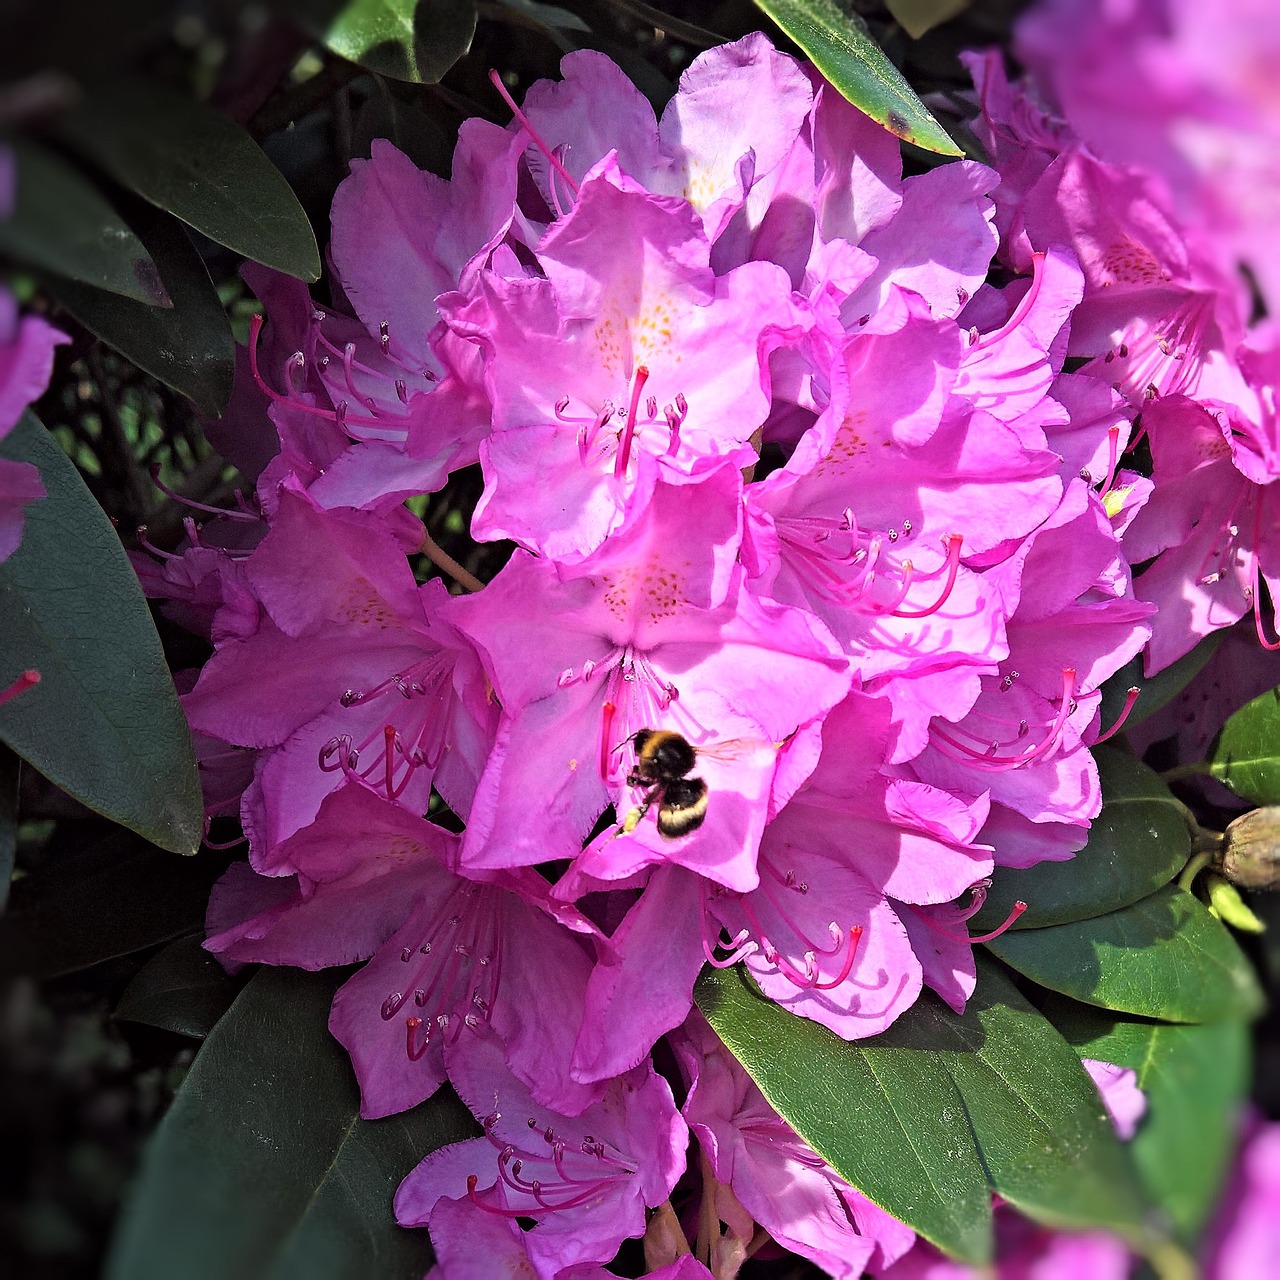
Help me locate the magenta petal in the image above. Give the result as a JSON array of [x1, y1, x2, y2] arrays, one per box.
[[571, 866, 707, 1083]]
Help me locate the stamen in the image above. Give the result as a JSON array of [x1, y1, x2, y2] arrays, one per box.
[[1097, 426, 1121, 497], [613, 365, 650, 480], [924, 899, 1027, 944], [892, 534, 964, 619], [487, 69, 580, 199], [931, 669, 1079, 770], [0, 669, 39, 708], [147, 465, 257, 521], [599, 701, 618, 782], [1094, 687, 1140, 742]]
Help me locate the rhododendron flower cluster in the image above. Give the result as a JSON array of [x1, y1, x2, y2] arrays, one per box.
[[136, 18, 1280, 1276]]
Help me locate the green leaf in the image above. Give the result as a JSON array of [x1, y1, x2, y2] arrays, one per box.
[[0, 828, 228, 979], [106, 966, 478, 1280], [0, 137, 168, 305], [970, 746, 1190, 933], [59, 79, 320, 281], [114, 934, 243, 1039], [0, 744, 17, 913], [51, 203, 235, 416], [928, 958, 1150, 1240], [296, 0, 478, 84], [750, 0, 960, 155], [1208, 684, 1280, 804], [697, 965, 993, 1265], [1048, 998, 1251, 1244], [986, 884, 1265, 1023], [1098, 629, 1224, 732], [0, 413, 203, 853]]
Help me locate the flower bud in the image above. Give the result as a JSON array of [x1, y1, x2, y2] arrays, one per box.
[[1221, 807, 1280, 890]]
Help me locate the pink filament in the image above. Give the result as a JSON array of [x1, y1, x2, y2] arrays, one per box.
[[1094, 687, 1140, 743], [613, 365, 650, 480], [487, 69, 580, 200], [893, 535, 964, 618], [0, 669, 39, 708]]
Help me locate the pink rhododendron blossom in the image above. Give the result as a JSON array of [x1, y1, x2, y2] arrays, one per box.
[[1124, 326, 1280, 670], [185, 488, 496, 863], [129, 24, 1255, 1273], [1017, 0, 1280, 312], [395, 1035, 686, 1278], [444, 162, 802, 563], [205, 783, 600, 1119], [674, 1012, 915, 1278]]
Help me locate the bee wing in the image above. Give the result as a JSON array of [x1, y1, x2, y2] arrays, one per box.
[[692, 736, 773, 763]]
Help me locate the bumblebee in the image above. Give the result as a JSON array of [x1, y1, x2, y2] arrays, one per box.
[[621, 728, 709, 839]]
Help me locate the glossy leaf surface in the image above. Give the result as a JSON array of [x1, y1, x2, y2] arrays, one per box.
[[1049, 998, 1251, 1244], [1209, 684, 1280, 805], [697, 964, 992, 1264], [106, 966, 477, 1280], [0, 414, 203, 853], [60, 79, 320, 281], [0, 137, 167, 305], [751, 0, 961, 154], [970, 747, 1190, 933], [297, 0, 478, 84], [52, 203, 235, 416], [986, 884, 1264, 1023], [114, 934, 243, 1039]]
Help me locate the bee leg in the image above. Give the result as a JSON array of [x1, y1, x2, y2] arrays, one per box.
[[620, 785, 659, 835]]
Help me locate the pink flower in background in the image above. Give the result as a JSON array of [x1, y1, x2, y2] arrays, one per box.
[[1016, 0, 1280, 312], [0, 279, 67, 564]]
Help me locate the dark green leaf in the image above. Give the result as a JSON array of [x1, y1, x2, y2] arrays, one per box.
[[0, 827, 228, 979], [970, 746, 1190, 933], [921, 958, 1150, 1240], [1048, 998, 1251, 1244], [0, 137, 167, 305], [1208, 684, 1280, 804], [114, 934, 243, 1039], [0, 744, 17, 913], [0, 414, 203, 853], [106, 966, 478, 1280], [697, 964, 993, 1265], [497, 0, 591, 35], [986, 884, 1264, 1023], [750, 0, 961, 155], [51, 204, 235, 416], [1098, 629, 1224, 732], [599, 0, 725, 47], [59, 79, 320, 281], [296, 0, 478, 85]]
